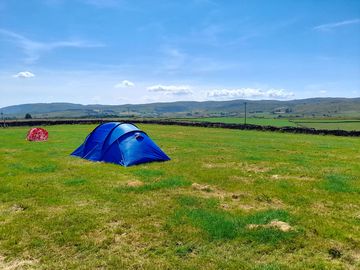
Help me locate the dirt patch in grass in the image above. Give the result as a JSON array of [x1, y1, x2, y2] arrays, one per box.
[[126, 180, 144, 187], [202, 162, 270, 173], [202, 162, 233, 169], [191, 183, 213, 192], [84, 220, 130, 245], [191, 183, 235, 199], [228, 199, 284, 213], [255, 193, 284, 207], [0, 255, 37, 270], [10, 204, 27, 212], [310, 202, 333, 216], [190, 183, 283, 212], [349, 250, 360, 264], [245, 163, 270, 173], [270, 174, 316, 181], [247, 220, 293, 232], [117, 176, 191, 193]]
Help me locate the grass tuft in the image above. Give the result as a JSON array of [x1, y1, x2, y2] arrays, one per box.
[[28, 164, 57, 173], [187, 208, 239, 240], [64, 178, 88, 186], [252, 264, 282, 270], [131, 169, 165, 180], [117, 176, 191, 193], [321, 174, 359, 193], [244, 209, 291, 225], [175, 244, 195, 257], [172, 196, 296, 243]]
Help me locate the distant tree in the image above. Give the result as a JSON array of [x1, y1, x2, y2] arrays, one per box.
[[25, 113, 32, 119]]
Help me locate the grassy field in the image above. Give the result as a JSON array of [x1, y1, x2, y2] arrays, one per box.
[[187, 117, 360, 131], [0, 124, 359, 269], [294, 120, 360, 131], [185, 117, 297, 127]]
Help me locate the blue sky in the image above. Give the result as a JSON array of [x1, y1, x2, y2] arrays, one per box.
[[0, 0, 359, 107]]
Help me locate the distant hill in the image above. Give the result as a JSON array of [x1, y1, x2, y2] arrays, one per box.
[[1, 98, 359, 119]]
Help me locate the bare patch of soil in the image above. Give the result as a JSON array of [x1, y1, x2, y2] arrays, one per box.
[[203, 162, 270, 174], [271, 174, 316, 181], [85, 220, 129, 245], [247, 219, 293, 232], [10, 204, 26, 212], [245, 163, 270, 173], [191, 183, 212, 192], [126, 180, 144, 187], [0, 255, 37, 270], [191, 183, 230, 199]]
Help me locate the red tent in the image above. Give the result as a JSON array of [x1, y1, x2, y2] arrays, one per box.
[[26, 128, 48, 141]]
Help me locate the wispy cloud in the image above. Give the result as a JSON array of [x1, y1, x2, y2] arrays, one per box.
[[114, 80, 135, 88], [158, 46, 238, 75], [206, 88, 294, 100], [162, 48, 187, 71], [147, 84, 193, 96], [313, 19, 360, 31], [13, 71, 35, 78], [0, 28, 104, 63]]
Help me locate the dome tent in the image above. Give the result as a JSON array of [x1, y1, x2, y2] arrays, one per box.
[[26, 127, 48, 141], [71, 122, 170, 166]]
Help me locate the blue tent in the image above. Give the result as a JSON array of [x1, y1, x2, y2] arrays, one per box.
[[71, 122, 170, 166]]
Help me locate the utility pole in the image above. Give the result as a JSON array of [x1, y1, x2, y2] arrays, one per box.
[[244, 102, 247, 125], [1, 112, 4, 128]]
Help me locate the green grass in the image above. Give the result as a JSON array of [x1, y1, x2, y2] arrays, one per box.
[[321, 174, 359, 193], [187, 117, 297, 127], [117, 176, 191, 193], [294, 120, 360, 131], [173, 196, 297, 242], [0, 124, 359, 269], [184, 117, 360, 131]]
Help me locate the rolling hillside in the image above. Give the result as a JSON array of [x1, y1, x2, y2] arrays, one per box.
[[1, 98, 359, 118]]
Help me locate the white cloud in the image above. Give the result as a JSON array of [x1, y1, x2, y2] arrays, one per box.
[[319, 90, 327, 94], [313, 19, 360, 31], [114, 80, 135, 88], [147, 84, 193, 95], [0, 28, 104, 63], [13, 71, 35, 78], [206, 88, 294, 100]]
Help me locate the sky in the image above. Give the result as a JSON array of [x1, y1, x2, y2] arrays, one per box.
[[0, 0, 359, 108]]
